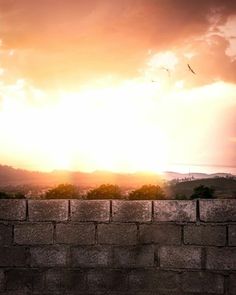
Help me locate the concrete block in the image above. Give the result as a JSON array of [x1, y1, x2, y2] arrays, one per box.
[[113, 245, 154, 267], [56, 223, 95, 245], [45, 269, 86, 292], [0, 247, 27, 267], [129, 270, 180, 291], [0, 270, 4, 291], [0, 224, 12, 246], [229, 225, 236, 246], [159, 246, 201, 269], [206, 247, 236, 270], [30, 246, 68, 267], [71, 246, 112, 267], [14, 223, 53, 245], [182, 271, 224, 294], [87, 270, 128, 291], [98, 223, 137, 245], [184, 225, 226, 246], [229, 274, 236, 295], [71, 200, 109, 222], [112, 201, 151, 222], [0, 200, 26, 221], [200, 199, 236, 222], [154, 200, 196, 222], [139, 224, 181, 245], [29, 200, 68, 221], [5, 269, 44, 291]]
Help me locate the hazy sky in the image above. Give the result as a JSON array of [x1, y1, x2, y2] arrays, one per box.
[[0, 0, 236, 173]]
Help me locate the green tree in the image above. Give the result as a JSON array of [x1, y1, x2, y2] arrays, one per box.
[[45, 184, 81, 199], [128, 184, 165, 200], [86, 184, 122, 199], [190, 185, 215, 199], [175, 193, 188, 200], [13, 192, 25, 199], [0, 191, 9, 199]]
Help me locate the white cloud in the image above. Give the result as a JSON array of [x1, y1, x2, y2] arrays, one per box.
[[218, 15, 236, 60], [147, 51, 179, 71]]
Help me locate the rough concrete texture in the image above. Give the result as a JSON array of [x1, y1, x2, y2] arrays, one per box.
[[153, 200, 196, 222], [0, 199, 235, 295], [199, 199, 236, 222]]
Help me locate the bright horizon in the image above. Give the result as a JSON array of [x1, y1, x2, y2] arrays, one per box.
[[0, 0, 236, 174]]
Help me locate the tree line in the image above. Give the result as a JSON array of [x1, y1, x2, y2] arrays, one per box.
[[0, 183, 215, 200], [43, 183, 215, 200]]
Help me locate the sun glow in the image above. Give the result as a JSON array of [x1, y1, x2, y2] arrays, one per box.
[[0, 64, 235, 174]]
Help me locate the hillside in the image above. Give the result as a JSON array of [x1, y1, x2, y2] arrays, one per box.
[[0, 165, 163, 187], [167, 177, 236, 198]]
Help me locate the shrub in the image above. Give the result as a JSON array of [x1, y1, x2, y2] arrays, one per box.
[[44, 184, 81, 199], [128, 184, 165, 200], [190, 185, 215, 199], [86, 184, 122, 199]]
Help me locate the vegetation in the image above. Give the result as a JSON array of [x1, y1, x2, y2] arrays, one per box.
[[86, 184, 122, 199], [44, 184, 81, 199], [175, 193, 188, 200], [190, 185, 215, 199], [168, 177, 236, 199], [0, 191, 25, 199], [128, 184, 165, 200]]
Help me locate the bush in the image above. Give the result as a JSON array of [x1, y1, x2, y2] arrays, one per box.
[[44, 184, 81, 199], [86, 184, 122, 199], [0, 191, 25, 199], [190, 185, 215, 199], [128, 184, 165, 200], [175, 193, 188, 200]]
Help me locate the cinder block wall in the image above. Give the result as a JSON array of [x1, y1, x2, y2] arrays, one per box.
[[0, 199, 236, 295]]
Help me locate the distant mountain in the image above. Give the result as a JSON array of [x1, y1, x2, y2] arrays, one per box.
[[0, 165, 162, 187], [0, 164, 234, 188], [162, 171, 233, 180]]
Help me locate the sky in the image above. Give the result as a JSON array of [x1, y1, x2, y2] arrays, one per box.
[[0, 0, 236, 174]]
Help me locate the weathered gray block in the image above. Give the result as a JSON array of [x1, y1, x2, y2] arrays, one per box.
[[200, 199, 236, 222], [206, 247, 236, 270], [45, 269, 86, 292], [0, 270, 4, 291], [229, 274, 236, 295], [56, 223, 95, 245], [229, 225, 236, 246], [113, 245, 154, 267], [184, 225, 226, 246], [0, 224, 12, 246], [29, 200, 68, 221], [71, 246, 112, 267], [129, 270, 180, 291], [14, 223, 53, 245], [71, 200, 110, 222], [98, 223, 137, 245], [153, 200, 196, 222], [182, 271, 224, 294], [112, 201, 151, 222], [30, 246, 68, 267], [0, 292, 32, 295], [0, 247, 27, 267], [5, 269, 44, 292], [0, 200, 26, 221], [159, 246, 202, 269], [87, 270, 128, 291], [139, 224, 181, 245]]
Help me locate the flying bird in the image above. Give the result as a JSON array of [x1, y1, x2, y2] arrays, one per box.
[[187, 64, 196, 75], [161, 67, 171, 77]]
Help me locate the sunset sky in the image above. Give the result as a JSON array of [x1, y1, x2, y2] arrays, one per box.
[[0, 0, 236, 174]]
